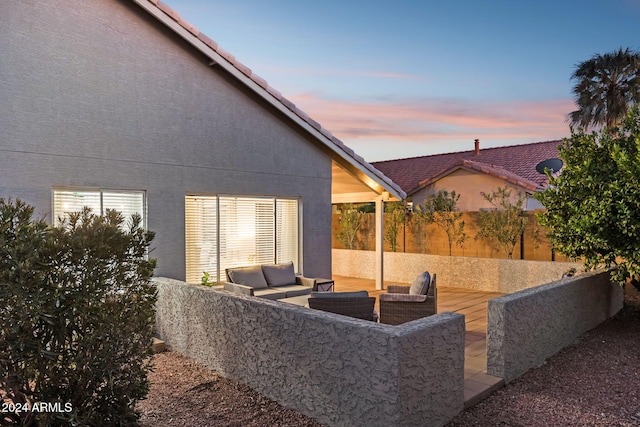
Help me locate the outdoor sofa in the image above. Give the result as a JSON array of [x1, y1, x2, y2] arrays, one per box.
[[379, 271, 437, 325], [223, 262, 316, 300]]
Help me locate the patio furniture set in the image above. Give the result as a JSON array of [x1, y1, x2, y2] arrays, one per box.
[[223, 262, 437, 325]]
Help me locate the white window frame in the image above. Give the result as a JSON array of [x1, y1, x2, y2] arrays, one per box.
[[52, 187, 146, 229], [185, 194, 301, 285]]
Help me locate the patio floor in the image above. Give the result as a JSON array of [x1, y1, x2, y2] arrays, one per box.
[[333, 275, 505, 408]]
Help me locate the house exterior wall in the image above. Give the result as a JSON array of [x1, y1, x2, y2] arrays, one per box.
[[0, 0, 332, 279], [411, 169, 537, 211]]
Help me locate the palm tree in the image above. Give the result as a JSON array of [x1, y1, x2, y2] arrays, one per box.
[[568, 48, 640, 129]]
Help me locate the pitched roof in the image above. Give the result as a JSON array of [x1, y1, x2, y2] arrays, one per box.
[[372, 140, 563, 195], [129, 0, 405, 200]]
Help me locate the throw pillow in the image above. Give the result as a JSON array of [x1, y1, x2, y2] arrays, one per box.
[[261, 262, 296, 287], [409, 271, 430, 295], [228, 265, 268, 289]]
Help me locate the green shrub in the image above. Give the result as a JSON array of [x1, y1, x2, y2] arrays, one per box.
[[0, 199, 157, 426]]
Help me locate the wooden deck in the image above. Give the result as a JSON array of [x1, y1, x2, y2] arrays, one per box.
[[333, 275, 505, 408]]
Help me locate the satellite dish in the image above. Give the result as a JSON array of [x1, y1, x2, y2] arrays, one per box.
[[535, 158, 563, 175]]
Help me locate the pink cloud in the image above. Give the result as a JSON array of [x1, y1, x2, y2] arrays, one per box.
[[288, 94, 574, 145]]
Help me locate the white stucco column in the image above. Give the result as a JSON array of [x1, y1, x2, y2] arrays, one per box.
[[375, 194, 388, 290]]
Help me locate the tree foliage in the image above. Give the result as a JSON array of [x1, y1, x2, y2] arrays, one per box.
[[416, 190, 466, 256], [569, 48, 640, 129], [536, 107, 640, 285], [336, 203, 367, 250], [0, 199, 157, 426], [476, 187, 528, 259], [384, 201, 409, 252]]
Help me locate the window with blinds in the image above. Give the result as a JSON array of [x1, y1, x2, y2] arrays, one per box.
[[185, 195, 300, 284], [52, 188, 145, 228]]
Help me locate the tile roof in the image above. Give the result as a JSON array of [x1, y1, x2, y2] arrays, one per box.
[[131, 0, 405, 200], [372, 140, 564, 195]]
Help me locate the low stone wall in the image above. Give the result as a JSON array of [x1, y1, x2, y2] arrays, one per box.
[[153, 277, 466, 427], [486, 270, 624, 383], [332, 249, 582, 293]]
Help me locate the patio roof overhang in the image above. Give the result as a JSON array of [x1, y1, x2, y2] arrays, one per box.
[[331, 161, 402, 204]]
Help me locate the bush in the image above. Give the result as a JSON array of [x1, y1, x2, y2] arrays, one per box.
[[0, 199, 157, 426], [536, 107, 640, 285]]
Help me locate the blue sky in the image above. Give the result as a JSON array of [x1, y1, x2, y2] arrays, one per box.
[[173, 0, 640, 161]]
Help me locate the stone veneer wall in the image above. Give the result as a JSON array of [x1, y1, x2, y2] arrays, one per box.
[[153, 277, 465, 427], [486, 270, 624, 383], [332, 249, 582, 293]]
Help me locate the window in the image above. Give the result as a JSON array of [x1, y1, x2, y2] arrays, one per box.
[[185, 195, 300, 284], [53, 188, 146, 228]]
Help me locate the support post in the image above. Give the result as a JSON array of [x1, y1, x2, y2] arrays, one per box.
[[375, 194, 387, 290]]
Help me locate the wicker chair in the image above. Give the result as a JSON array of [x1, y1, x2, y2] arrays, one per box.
[[307, 291, 378, 321], [379, 273, 437, 325]]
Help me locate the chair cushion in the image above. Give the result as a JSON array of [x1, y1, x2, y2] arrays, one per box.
[[379, 293, 427, 303], [227, 265, 268, 289], [409, 272, 431, 296], [262, 262, 296, 287], [309, 291, 369, 299]]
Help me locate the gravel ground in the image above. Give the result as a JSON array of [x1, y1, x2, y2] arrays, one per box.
[[138, 286, 640, 427]]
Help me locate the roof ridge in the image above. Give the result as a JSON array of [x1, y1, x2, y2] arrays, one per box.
[[373, 139, 564, 164]]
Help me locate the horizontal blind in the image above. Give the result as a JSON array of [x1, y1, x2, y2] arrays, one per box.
[[185, 195, 300, 284], [53, 189, 145, 231], [103, 191, 145, 228], [185, 196, 217, 284], [52, 189, 101, 225], [219, 197, 275, 270], [276, 199, 299, 267]]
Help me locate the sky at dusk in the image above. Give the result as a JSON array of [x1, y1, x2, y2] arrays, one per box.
[[173, 0, 640, 162]]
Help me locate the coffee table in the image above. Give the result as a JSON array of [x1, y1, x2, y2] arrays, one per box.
[[277, 294, 310, 307]]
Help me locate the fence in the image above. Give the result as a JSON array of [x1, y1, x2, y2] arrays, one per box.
[[332, 249, 582, 293], [487, 270, 624, 382]]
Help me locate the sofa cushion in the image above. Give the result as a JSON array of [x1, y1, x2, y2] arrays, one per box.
[[309, 291, 369, 299], [227, 265, 268, 289], [262, 262, 296, 287], [409, 272, 431, 296], [269, 285, 313, 298], [253, 287, 289, 300]]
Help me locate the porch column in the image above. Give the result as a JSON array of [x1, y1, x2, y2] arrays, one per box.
[[375, 194, 387, 290]]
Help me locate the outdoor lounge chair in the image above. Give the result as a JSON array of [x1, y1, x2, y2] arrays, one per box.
[[379, 272, 437, 325], [307, 291, 378, 321]]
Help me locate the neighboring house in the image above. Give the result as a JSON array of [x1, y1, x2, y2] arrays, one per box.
[[0, 0, 404, 284], [373, 139, 563, 211]]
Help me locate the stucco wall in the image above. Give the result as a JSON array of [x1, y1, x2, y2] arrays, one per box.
[[486, 270, 624, 383], [411, 169, 539, 212], [0, 0, 332, 280], [153, 277, 465, 427], [332, 249, 582, 293]]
